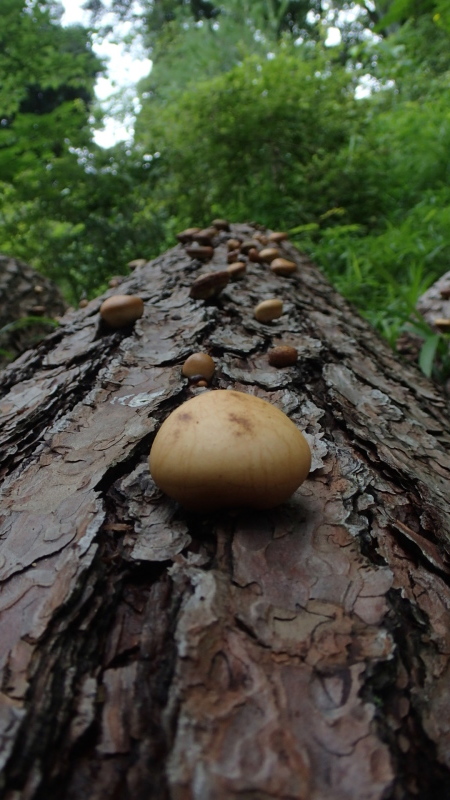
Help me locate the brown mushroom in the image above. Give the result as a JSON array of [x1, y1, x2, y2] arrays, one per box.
[[226, 262, 247, 280], [227, 250, 246, 264], [248, 248, 263, 263], [182, 352, 216, 381], [434, 318, 450, 332], [268, 345, 298, 367], [127, 258, 147, 270], [189, 271, 230, 300], [192, 227, 218, 246], [185, 245, 214, 261], [259, 247, 280, 263], [177, 227, 201, 243], [211, 218, 230, 231], [254, 299, 284, 322], [270, 258, 297, 276], [109, 276, 124, 288], [240, 239, 261, 255], [268, 231, 288, 243], [100, 295, 144, 328], [149, 390, 311, 511]]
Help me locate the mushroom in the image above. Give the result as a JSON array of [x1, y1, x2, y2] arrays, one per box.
[[240, 239, 261, 255], [248, 248, 263, 263], [268, 345, 298, 367], [211, 218, 230, 231], [259, 247, 280, 263], [185, 245, 214, 261], [108, 276, 124, 288], [182, 353, 215, 381], [227, 250, 245, 264], [226, 262, 247, 280], [270, 258, 297, 276], [149, 390, 311, 511], [127, 258, 147, 270], [100, 295, 144, 328], [434, 318, 450, 332], [192, 227, 217, 246], [254, 299, 284, 322], [189, 271, 230, 300], [79, 298, 88, 308], [227, 238, 242, 251], [177, 227, 201, 243], [268, 231, 288, 243]]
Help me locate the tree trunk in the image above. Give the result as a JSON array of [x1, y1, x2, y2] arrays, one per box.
[[0, 254, 67, 367], [1, 224, 450, 800]]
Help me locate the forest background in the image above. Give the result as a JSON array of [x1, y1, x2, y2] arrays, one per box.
[[1, 0, 450, 378]]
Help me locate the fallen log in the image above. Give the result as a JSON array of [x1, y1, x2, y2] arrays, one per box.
[[1, 223, 450, 799]]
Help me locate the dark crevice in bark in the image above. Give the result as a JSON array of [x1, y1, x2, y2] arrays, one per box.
[[362, 589, 450, 800], [1, 529, 178, 800], [389, 525, 450, 588]]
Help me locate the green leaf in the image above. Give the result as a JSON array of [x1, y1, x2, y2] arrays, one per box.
[[419, 334, 440, 378]]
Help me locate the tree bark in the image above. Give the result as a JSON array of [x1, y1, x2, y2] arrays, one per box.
[[0, 223, 450, 800], [0, 254, 67, 366]]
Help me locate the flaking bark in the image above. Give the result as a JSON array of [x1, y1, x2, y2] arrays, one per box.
[[0, 224, 450, 800], [0, 255, 67, 366]]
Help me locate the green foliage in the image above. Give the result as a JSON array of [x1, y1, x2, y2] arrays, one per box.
[[136, 48, 364, 229]]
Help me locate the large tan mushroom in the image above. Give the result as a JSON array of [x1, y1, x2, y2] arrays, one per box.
[[100, 295, 144, 328], [149, 390, 311, 511]]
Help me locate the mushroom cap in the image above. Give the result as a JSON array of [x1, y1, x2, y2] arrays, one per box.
[[226, 262, 247, 280], [254, 299, 283, 322], [259, 247, 280, 262], [268, 345, 298, 367], [182, 352, 215, 380], [100, 295, 144, 328], [270, 258, 297, 276], [149, 390, 311, 511]]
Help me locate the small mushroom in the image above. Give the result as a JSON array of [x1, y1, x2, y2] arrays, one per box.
[[226, 262, 246, 280], [79, 298, 89, 308], [227, 250, 246, 264], [259, 247, 280, 263], [33, 285, 43, 294], [149, 389, 311, 511], [253, 233, 269, 245], [270, 258, 297, 276], [185, 245, 214, 261], [254, 299, 284, 322], [240, 239, 261, 255], [182, 352, 216, 382], [268, 345, 298, 367], [227, 238, 242, 251], [248, 248, 263, 263], [434, 318, 450, 332], [100, 295, 144, 328], [29, 305, 46, 316], [127, 258, 147, 270], [177, 227, 201, 243], [109, 276, 124, 288], [268, 231, 288, 243], [189, 271, 230, 300], [211, 218, 230, 231], [192, 227, 217, 246]]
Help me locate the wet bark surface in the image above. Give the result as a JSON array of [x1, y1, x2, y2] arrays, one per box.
[[1, 224, 450, 800]]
